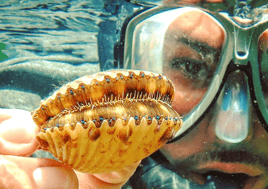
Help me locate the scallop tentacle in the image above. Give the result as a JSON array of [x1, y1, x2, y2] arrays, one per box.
[[32, 70, 174, 127]]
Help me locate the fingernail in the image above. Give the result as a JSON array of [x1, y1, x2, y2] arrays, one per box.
[[33, 167, 78, 189]]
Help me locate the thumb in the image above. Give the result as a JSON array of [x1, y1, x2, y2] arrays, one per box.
[[75, 161, 141, 189], [0, 109, 40, 156], [0, 155, 78, 189], [93, 161, 141, 184]]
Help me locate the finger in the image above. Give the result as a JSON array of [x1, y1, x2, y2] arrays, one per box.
[[0, 138, 40, 156], [0, 113, 12, 124], [0, 109, 40, 156], [0, 109, 39, 143], [0, 155, 78, 189], [75, 161, 140, 189], [93, 160, 141, 184]]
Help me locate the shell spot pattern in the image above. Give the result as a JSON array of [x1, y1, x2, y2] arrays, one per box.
[[32, 69, 183, 174]]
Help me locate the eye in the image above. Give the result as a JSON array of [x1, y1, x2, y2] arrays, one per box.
[[171, 58, 209, 79], [185, 60, 202, 75]]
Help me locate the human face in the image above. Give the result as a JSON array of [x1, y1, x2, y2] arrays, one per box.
[[160, 6, 268, 189]]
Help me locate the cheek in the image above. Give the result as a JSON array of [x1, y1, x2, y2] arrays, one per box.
[[165, 68, 207, 115], [160, 119, 210, 160], [172, 83, 207, 116], [251, 120, 268, 142]]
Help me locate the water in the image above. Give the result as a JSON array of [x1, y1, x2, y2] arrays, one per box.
[[0, 0, 104, 110], [0, 0, 162, 110]]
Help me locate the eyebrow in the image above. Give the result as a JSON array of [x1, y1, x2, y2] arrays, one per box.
[[177, 36, 220, 57]]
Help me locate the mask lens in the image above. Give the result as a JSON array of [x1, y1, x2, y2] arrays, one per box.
[[130, 8, 226, 117], [162, 10, 225, 116]]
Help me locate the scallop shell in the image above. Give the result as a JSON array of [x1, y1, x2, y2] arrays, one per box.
[[32, 70, 182, 174]]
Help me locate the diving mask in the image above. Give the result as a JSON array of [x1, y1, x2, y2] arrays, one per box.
[[118, 3, 268, 142]]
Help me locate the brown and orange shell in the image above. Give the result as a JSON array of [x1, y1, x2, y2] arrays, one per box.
[[32, 70, 182, 174]]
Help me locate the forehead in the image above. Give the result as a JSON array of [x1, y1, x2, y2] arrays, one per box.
[[165, 10, 225, 49]]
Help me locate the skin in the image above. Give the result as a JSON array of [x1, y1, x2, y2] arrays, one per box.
[[160, 1, 268, 188]]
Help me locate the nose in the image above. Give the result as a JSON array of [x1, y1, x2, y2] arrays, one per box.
[[212, 70, 252, 143]]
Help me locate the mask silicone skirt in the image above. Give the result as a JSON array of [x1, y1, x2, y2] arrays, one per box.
[[31, 69, 182, 174]]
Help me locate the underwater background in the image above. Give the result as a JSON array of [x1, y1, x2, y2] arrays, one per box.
[[0, 0, 160, 111]]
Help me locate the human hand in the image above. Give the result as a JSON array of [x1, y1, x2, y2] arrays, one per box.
[[0, 109, 140, 189]]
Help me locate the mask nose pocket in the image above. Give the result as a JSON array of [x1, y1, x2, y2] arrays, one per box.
[[213, 70, 251, 143]]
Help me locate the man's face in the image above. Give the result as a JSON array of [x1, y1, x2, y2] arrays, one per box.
[[159, 6, 268, 189]]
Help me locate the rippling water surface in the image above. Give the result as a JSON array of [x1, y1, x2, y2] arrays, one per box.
[[0, 0, 160, 111]]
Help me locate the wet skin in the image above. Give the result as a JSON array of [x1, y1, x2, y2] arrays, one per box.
[[160, 9, 268, 188]]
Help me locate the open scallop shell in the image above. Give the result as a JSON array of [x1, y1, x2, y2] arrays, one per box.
[[32, 70, 182, 174]]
